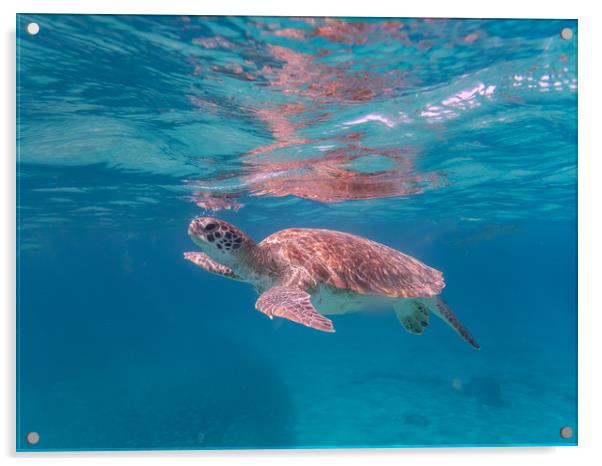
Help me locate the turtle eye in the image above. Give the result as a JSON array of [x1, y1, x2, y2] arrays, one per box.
[[205, 223, 218, 232]]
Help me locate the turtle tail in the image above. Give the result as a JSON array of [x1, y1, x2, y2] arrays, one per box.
[[430, 297, 480, 350]]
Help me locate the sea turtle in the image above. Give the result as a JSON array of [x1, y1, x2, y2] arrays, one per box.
[[184, 216, 479, 349]]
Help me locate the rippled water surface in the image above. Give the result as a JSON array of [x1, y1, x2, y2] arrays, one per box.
[[17, 15, 577, 450]]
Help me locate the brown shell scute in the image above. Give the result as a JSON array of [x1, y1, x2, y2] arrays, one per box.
[[259, 229, 445, 298]]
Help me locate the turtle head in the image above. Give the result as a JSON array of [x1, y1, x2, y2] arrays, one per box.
[[188, 216, 254, 264]]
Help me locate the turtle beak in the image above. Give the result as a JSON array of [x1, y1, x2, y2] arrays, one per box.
[[188, 218, 205, 239]]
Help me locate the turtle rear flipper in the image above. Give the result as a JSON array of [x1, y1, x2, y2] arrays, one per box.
[[428, 297, 480, 350], [394, 299, 430, 335]]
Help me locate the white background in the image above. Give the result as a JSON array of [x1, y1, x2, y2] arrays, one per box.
[[2, 1, 600, 465]]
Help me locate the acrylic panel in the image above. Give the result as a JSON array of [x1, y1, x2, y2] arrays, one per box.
[[16, 15, 577, 451]]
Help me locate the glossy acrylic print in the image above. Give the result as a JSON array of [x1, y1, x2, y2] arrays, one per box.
[[16, 15, 577, 451]]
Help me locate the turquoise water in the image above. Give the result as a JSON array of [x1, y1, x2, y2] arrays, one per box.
[[17, 15, 577, 450]]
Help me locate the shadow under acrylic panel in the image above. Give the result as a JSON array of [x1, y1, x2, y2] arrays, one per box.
[[16, 14, 577, 451]]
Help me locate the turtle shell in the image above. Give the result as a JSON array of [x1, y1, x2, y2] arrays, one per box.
[[259, 228, 444, 298]]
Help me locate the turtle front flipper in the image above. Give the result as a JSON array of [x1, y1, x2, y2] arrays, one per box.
[[183, 251, 242, 281], [256, 286, 335, 333]]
